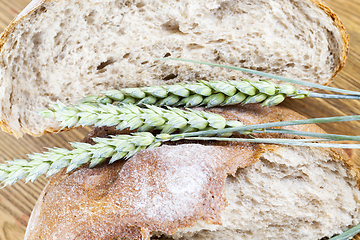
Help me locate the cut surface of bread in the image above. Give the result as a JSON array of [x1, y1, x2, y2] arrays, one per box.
[[24, 105, 360, 240], [0, 0, 349, 137]]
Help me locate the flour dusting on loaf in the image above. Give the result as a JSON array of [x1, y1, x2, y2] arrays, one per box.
[[112, 144, 227, 224], [24, 105, 360, 240]]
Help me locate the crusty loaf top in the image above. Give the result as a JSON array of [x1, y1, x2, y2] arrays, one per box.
[[0, 0, 349, 137], [24, 105, 360, 240]]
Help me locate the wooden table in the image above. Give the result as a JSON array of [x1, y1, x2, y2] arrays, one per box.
[[0, 0, 359, 239]]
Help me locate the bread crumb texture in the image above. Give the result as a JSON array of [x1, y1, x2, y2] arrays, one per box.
[[24, 143, 360, 240], [0, 0, 346, 137], [24, 106, 360, 240]]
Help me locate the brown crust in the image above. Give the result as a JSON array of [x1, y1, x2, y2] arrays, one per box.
[[0, 0, 351, 137], [0, 0, 45, 49], [309, 0, 350, 83], [24, 105, 360, 240]]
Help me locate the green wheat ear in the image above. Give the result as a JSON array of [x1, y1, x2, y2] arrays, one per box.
[[80, 77, 360, 110], [4, 113, 360, 187], [6, 101, 360, 187], [0, 132, 162, 187], [79, 79, 305, 108], [162, 58, 360, 96], [40, 102, 245, 136]]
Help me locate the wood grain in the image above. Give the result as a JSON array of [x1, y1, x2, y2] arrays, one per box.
[[0, 0, 359, 239], [283, 0, 360, 166]]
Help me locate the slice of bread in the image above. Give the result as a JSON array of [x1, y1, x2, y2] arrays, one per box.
[[0, 0, 349, 137], [23, 105, 360, 240]]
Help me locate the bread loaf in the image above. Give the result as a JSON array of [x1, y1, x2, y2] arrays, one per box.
[[24, 105, 360, 240], [0, 0, 349, 137]]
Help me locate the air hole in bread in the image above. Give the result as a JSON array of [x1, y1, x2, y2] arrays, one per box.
[[208, 39, 226, 44], [187, 43, 205, 50], [255, 67, 267, 72], [11, 40, 18, 50], [163, 52, 171, 58], [136, 1, 146, 8], [32, 32, 44, 45], [162, 20, 181, 33], [285, 63, 295, 68], [150, 234, 172, 240], [85, 10, 98, 25], [38, 6, 47, 14], [43, 93, 57, 103], [64, 8, 72, 15], [96, 59, 116, 73], [54, 31, 63, 46], [125, 0, 134, 7], [163, 73, 178, 81]]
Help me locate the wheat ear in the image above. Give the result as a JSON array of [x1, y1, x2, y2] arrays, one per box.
[[40, 102, 244, 135], [80, 79, 305, 108], [163, 58, 360, 97], [7, 107, 360, 187], [0, 132, 161, 187], [41, 101, 360, 139], [3, 123, 360, 187]]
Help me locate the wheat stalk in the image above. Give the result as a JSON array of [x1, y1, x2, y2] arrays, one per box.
[[40, 102, 244, 135], [328, 223, 360, 240], [0, 134, 319, 187], [0, 132, 161, 187], [80, 79, 305, 108], [183, 137, 360, 149], [163, 58, 360, 97], [5, 107, 360, 187], [2, 125, 360, 187], [171, 114, 360, 139], [41, 101, 360, 140]]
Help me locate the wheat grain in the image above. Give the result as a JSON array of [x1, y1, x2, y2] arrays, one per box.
[[80, 79, 304, 108], [0, 132, 161, 187], [40, 103, 239, 135]]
